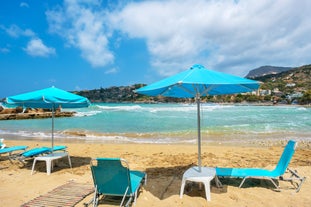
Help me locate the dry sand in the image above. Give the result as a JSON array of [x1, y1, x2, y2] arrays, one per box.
[[0, 140, 310, 207]]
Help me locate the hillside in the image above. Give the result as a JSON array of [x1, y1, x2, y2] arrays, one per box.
[[76, 64, 311, 104], [76, 84, 187, 103], [245, 66, 292, 78], [254, 64, 311, 104], [256, 64, 311, 92]]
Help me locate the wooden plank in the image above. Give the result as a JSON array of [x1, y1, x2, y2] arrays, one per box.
[[21, 182, 94, 207]]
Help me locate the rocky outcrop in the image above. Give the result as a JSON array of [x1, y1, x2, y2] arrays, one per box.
[[0, 107, 75, 120], [245, 66, 293, 79]]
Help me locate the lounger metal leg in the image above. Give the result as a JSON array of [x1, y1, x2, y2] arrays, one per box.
[[144, 174, 147, 185], [83, 187, 95, 207], [67, 153, 72, 168], [131, 176, 145, 206], [8, 152, 14, 163], [125, 196, 132, 207], [296, 177, 306, 192], [134, 191, 137, 205], [17, 157, 26, 165], [31, 159, 37, 175], [239, 177, 247, 188], [239, 177, 280, 190], [269, 178, 279, 189], [120, 186, 129, 207], [282, 168, 306, 192], [92, 186, 98, 207], [215, 176, 223, 188]]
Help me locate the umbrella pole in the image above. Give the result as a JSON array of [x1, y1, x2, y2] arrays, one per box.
[[196, 95, 202, 172], [52, 105, 55, 153]]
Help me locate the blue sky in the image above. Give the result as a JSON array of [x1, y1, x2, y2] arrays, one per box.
[[1, 0, 310, 98]]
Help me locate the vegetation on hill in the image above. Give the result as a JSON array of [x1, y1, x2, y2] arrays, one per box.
[[76, 65, 311, 105], [256, 64, 311, 104], [77, 84, 189, 103]]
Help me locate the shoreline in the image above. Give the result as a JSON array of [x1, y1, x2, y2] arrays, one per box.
[[2, 134, 311, 149]]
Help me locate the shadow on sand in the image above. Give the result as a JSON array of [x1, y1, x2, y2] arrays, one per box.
[[22, 155, 92, 174], [144, 165, 283, 201]]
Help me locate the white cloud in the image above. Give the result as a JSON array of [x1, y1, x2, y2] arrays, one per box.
[[109, 0, 311, 76], [75, 85, 81, 91], [0, 47, 10, 53], [46, 0, 114, 67], [20, 2, 29, 8], [2, 24, 35, 38], [45, 0, 311, 77], [24, 38, 56, 57], [105, 67, 118, 74]]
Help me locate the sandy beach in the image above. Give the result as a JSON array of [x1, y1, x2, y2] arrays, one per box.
[[1, 139, 310, 207]]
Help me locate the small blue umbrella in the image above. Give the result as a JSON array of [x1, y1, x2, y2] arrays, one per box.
[[5, 86, 91, 151], [136, 64, 260, 170]]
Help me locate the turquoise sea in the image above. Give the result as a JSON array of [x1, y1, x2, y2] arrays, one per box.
[[0, 103, 310, 144]]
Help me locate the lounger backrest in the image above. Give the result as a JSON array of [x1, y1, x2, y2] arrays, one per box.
[[91, 158, 132, 196], [274, 140, 296, 175]]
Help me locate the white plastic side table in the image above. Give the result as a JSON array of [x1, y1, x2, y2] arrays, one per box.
[[31, 152, 72, 175], [180, 166, 216, 201]]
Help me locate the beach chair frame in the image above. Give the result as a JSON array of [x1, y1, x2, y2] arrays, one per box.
[[280, 168, 306, 192]]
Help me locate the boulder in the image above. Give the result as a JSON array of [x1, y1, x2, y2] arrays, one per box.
[[16, 107, 23, 113], [0, 108, 16, 114]]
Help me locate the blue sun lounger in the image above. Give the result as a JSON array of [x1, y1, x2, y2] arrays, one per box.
[[0, 145, 28, 154], [216, 140, 306, 192], [0, 139, 27, 158], [13, 145, 67, 163], [90, 158, 147, 207], [0, 145, 28, 159]]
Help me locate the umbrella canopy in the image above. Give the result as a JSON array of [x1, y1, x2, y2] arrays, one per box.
[[136, 64, 260, 98], [136, 64, 260, 170], [6, 86, 90, 109], [5, 86, 91, 151]]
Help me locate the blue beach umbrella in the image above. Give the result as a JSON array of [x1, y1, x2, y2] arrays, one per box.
[[136, 64, 260, 170], [5, 86, 91, 151]]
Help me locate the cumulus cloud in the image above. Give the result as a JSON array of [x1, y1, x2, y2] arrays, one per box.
[[46, 0, 114, 68], [109, 0, 311, 76], [45, 0, 311, 76], [24, 38, 56, 57]]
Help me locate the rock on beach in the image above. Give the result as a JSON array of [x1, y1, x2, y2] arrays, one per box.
[[0, 106, 75, 120]]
